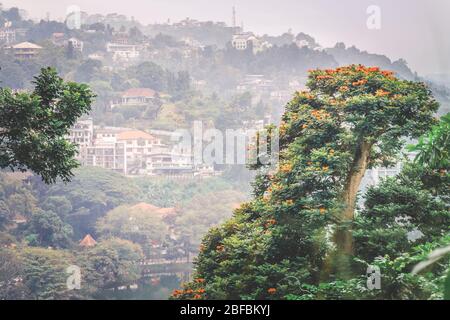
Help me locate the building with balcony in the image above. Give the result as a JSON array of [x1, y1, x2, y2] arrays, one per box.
[[10, 41, 42, 59]]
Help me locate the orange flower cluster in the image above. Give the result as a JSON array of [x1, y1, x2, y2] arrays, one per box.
[[284, 199, 294, 206], [216, 245, 225, 252], [195, 278, 206, 284], [267, 288, 277, 294], [316, 75, 333, 80], [322, 65, 392, 77], [335, 66, 353, 73], [298, 90, 314, 100], [375, 89, 390, 97], [352, 79, 367, 86], [265, 219, 277, 227], [311, 109, 330, 121], [172, 289, 184, 297], [280, 163, 293, 173], [172, 287, 206, 299], [279, 122, 288, 135], [268, 183, 282, 193], [319, 207, 327, 214], [339, 86, 349, 92]]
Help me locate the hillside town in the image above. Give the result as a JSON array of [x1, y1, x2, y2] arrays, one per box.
[[67, 117, 220, 177]]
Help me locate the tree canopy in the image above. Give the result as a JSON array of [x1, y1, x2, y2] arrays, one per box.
[[0, 67, 95, 183], [173, 65, 446, 300]]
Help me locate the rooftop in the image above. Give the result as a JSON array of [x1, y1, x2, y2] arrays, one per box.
[[130, 202, 177, 217], [12, 41, 42, 49], [79, 234, 97, 247], [117, 130, 156, 141], [122, 88, 156, 98]]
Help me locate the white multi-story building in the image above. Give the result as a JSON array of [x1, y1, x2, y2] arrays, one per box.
[[67, 119, 94, 163], [119, 88, 156, 106], [106, 42, 140, 61], [0, 28, 16, 44], [116, 130, 167, 175], [67, 119, 94, 147], [232, 33, 272, 54], [85, 138, 127, 174], [68, 121, 218, 177], [146, 151, 193, 175], [67, 37, 84, 52], [9, 41, 42, 59]]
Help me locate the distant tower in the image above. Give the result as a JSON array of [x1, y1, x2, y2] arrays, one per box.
[[46, 12, 50, 22], [232, 6, 237, 28], [241, 20, 244, 32]]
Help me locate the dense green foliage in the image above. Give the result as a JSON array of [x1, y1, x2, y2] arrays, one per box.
[[1, 5, 449, 301], [174, 66, 449, 300], [0, 68, 95, 183], [0, 166, 249, 299]]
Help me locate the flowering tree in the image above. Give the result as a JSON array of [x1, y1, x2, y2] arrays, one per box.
[[174, 65, 439, 300]]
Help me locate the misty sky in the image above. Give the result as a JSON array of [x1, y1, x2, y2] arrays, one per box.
[[3, 0, 450, 75]]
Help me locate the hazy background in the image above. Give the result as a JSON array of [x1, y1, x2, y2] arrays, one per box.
[[2, 0, 450, 75]]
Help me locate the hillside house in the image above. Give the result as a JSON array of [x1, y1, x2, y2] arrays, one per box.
[[67, 37, 84, 52], [116, 130, 167, 174], [9, 41, 42, 59], [85, 138, 128, 174], [232, 32, 272, 54], [67, 119, 94, 147], [0, 28, 16, 44], [79, 234, 97, 248], [106, 42, 140, 61], [119, 88, 156, 106]]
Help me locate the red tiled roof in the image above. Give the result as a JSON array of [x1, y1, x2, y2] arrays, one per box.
[[12, 41, 42, 49], [155, 208, 177, 216], [79, 234, 97, 247], [130, 202, 177, 217], [122, 88, 156, 98], [131, 202, 160, 211], [117, 130, 156, 141]]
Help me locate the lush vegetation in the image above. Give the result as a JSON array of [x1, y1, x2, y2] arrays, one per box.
[[1, 5, 449, 301], [174, 66, 449, 300], [0, 165, 249, 299], [0, 68, 95, 183]]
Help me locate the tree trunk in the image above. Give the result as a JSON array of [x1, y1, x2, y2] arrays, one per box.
[[341, 140, 372, 222], [328, 140, 372, 279], [336, 140, 372, 253]]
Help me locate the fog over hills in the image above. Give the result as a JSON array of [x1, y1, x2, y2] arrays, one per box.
[[2, 0, 450, 75]]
